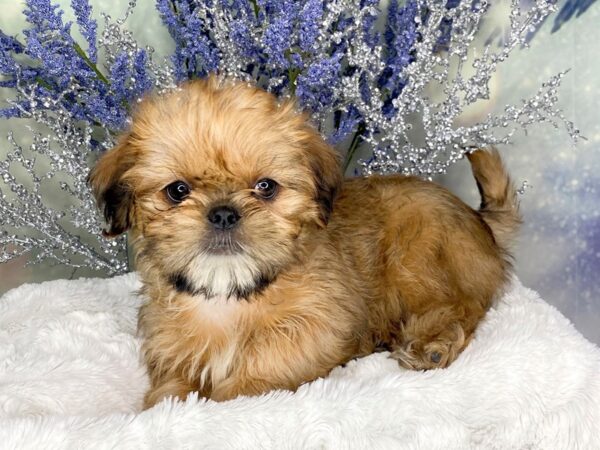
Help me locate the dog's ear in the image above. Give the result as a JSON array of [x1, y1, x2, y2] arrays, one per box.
[[88, 134, 137, 237], [305, 136, 343, 228]]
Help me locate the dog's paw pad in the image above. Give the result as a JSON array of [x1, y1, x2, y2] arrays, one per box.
[[389, 325, 467, 371], [389, 341, 441, 371], [429, 351, 442, 363]]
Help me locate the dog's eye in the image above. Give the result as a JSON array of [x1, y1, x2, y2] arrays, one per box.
[[254, 178, 278, 199], [165, 181, 191, 203]]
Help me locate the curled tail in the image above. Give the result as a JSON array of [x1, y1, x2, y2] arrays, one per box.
[[467, 148, 521, 251]]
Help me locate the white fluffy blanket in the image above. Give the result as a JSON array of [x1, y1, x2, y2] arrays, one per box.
[[1, 274, 599, 449]]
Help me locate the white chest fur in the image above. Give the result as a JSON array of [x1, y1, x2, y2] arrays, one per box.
[[181, 293, 252, 388], [186, 253, 263, 298], [191, 293, 247, 327]]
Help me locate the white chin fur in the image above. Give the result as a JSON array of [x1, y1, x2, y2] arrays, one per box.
[[186, 253, 262, 297]]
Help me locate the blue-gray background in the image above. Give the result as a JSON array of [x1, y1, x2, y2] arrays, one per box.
[[1, 1, 599, 343]]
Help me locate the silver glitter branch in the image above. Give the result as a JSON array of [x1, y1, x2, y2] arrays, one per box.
[[0, 4, 180, 274], [354, 0, 580, 176], [99, 4, 177, 96], [0, 80, 127, 274]]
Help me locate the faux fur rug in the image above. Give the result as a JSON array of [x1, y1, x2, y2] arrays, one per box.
[[1, 274, 599, 449]]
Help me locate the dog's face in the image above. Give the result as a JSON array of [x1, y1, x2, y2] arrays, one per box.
[[90, 78, 341, 299]]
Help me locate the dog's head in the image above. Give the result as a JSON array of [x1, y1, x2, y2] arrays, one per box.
[[89, 77, 342, 299]]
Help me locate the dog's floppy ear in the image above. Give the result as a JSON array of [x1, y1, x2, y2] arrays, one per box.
[[305, 136, 343, 228], [88, 134, 137, 237]]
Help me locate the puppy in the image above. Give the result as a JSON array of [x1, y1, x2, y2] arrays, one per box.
[[89, 77, 520, 408]]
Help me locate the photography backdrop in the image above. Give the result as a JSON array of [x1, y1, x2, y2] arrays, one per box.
[[1, 1, 599, 343]]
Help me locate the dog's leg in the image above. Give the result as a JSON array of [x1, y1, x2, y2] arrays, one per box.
[[143, 375, 196, 409], [389, 304, 481, 370], [206, 301, 363, 401], [210, 376, 273, 402]]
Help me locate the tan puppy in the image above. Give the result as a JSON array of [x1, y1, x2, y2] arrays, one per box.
[[89, 77, 520, 408]]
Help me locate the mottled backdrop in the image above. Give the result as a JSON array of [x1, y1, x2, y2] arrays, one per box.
[[1, 1, 599, 343]]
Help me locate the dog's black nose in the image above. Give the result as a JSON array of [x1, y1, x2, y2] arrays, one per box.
[[207, 206, 240, 230]]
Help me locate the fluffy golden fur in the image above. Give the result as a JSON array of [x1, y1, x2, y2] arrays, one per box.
[[89, 77, 520, 408]]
